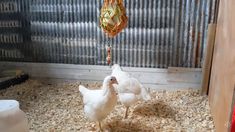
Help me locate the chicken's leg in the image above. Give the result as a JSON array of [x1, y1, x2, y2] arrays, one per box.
[[124, 106, 129, 119], [98, 121, 102, 132]]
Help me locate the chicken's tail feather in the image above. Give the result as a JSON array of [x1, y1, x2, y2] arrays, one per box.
[[79, 85, 88, 96], [140, 85, 151, 101]]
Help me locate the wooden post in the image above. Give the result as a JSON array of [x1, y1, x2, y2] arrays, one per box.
[[201, 24, 217, 95]]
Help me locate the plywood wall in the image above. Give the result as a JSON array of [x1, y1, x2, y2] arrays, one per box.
[[209, 0, 235, 131]]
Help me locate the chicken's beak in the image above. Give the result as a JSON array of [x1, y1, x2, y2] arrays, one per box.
[[114, 80, 118, 85]]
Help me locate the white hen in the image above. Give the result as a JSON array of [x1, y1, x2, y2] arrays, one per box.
[[79, 76, 118, 131], [111, 64, 151, 118]]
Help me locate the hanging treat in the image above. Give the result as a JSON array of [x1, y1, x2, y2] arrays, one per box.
[[100, 0, 128, 37], [106, 46, 112, 65]]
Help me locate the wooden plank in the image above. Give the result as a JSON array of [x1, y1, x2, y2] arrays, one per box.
[[168, 67, 202, 73], [0, 77, 14, 82], [145, 83, 200, 91], [0, 62, 167, 73], [167, 72, 201, 84], [0, 69, 24, 77], [201, 24, 217, 95], [36, 78, 201, 91], [26, 67, 168, 84], [0, 62, 202, 90], [209, 0, 235, 131]]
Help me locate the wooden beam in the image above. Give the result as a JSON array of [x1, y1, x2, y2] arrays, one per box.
[[0, 62, 202, 91], [201, 24, 217, 95], [208, 0, 235, 130]]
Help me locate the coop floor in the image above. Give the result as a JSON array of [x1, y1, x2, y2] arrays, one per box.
[[0, 80, 215, 132]]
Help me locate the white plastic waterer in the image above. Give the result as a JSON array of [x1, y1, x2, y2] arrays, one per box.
[[0, 100, 29, 132]]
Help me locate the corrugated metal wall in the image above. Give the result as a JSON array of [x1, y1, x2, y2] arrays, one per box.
[[0, 0, 219, 68]]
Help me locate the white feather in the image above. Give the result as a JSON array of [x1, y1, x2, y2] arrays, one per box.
[[79, 76, 117, 122], [111, 64, 151, 108]]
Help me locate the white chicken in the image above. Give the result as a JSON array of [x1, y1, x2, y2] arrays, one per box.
[[79, 76, 118, 131], [111, 64, 151, 118]]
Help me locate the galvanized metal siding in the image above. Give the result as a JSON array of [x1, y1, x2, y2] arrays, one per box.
[[0, 0, 219, 68]]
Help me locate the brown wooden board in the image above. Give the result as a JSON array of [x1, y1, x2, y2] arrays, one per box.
[[209, 0, 235, 131], [201, 24, 216, 95]]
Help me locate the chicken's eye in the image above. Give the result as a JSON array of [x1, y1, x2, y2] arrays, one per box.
[[111, 79, 113, 81]]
